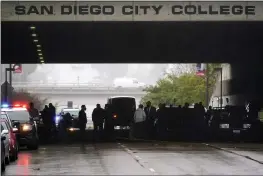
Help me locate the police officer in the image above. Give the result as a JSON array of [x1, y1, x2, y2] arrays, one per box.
[[92, 104, 105, 141], [28, 102, 39, 119], [104, 104, 114, 140], [144, 101, 156, 139], [48, 103, 56, 138], [78, 105, 87, 141]]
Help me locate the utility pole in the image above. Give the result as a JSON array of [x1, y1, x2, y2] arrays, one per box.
[[9, 64, 12, 101], [4, 66, 15, 103], [4, 68, 8, 103], [220, 68, 223, 109], [206, 63, 209, 108]]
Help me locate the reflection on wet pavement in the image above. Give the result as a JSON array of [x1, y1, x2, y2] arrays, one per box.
[[3, 141, 263, 175]]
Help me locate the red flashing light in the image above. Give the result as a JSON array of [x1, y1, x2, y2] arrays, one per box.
[[13, 103, 27, 108]]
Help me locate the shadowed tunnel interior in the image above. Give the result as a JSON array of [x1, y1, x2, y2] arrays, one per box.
[[2, 21, 263, 63], [2, 21, 263, 105]]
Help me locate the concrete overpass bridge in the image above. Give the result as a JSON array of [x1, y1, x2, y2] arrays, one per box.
[[12, 82, 146, 110], [2, 2, 263, 107]]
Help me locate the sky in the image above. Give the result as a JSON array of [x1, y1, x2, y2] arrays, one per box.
[[2, 64, 195, 85]]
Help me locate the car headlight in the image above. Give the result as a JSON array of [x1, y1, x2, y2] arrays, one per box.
[[219, 124, 229, 129], [243, 124, 251, 129], [22, 124, 32, 131], [68, 128, 75, 132]]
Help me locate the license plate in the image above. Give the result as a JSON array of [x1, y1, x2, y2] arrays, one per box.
[[233, 130, 240, 134]]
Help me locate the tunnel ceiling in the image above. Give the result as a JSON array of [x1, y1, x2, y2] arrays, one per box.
[[2, 21, 263, 64]]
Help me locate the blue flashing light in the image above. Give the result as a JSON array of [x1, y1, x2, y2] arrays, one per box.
[[55, 116, 60, 123], [1, 104, 9, 108]]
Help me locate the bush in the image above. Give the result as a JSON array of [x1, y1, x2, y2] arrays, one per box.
[[11, 89, 48, 110]]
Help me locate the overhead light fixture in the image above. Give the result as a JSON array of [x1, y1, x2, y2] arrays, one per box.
[[30, 26, 36, 30], [39, 57, 44, 60], [40, 60, 44, 63], [33, 39, 38, 42], [32, 33, 37, 37], [36, 45, 41, 48], [37, 49, 41, 52], [38, 53, 43, 56]]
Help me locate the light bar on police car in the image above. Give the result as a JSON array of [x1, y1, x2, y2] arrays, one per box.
[[1, 104, 9, 108]]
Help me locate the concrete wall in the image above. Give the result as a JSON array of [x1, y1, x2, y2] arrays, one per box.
[[210, 63, 263, 107]]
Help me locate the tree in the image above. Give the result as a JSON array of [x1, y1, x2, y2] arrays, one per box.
[[11, 89, 48, 110], [141, 63, 222, 107]]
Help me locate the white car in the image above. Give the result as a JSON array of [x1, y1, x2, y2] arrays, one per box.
[[113, 77, 146, 88]]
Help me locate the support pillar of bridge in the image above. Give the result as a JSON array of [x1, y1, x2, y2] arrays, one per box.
[[212, 62, 263, 107]]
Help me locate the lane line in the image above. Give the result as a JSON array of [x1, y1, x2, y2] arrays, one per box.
[[149, 168, 155, 172], [117, 142, 159, 175]]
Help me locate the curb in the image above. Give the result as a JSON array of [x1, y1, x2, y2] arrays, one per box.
[[203, 143, 263, 165]]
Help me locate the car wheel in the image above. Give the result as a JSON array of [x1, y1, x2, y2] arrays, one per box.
[[1, 160, 5, 172], [10, 154, 16, 162], [5, 156, 10, 165], [15, 144, 19, 159]]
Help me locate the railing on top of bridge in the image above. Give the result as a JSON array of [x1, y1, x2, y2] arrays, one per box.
[[11, 82, 146, 90]]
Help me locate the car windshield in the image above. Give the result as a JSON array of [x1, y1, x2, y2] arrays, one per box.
[[6, 111, 30, 121]]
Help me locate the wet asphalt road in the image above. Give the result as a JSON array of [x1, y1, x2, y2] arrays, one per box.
[[3, 140, 263, 175]]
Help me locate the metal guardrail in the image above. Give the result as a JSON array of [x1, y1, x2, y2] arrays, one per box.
[[11, 82, 145, 90]]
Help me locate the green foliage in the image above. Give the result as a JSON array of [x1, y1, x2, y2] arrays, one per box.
[[141, 64, 222, 107]]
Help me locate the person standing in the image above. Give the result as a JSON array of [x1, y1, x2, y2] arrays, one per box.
[[104, 104, 114, 140], [48, 103, 56, 138], [78, 105, 87, 142], [41, 105, 50, 141], [92, 104, 105, 141], [132, 104, 146, 139], [28, 102, 39, 119], [144, 101, 156, 139]]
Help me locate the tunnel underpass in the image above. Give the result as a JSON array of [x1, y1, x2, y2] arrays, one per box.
[[2, 1, 263, 175], [2, 21, 263, 105], [2, 21, 263, 64]]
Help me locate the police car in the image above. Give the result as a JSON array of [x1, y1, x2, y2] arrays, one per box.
[[1, 103, 39, 150]]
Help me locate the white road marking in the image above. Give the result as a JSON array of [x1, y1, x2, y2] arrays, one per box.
[[135, 155, 142, 160], [118, 143, 158, 175], [149, 168, 156, 172]]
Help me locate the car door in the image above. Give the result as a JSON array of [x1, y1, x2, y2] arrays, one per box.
[[1, 122, 10, 155], [1, 113, 12, 127]]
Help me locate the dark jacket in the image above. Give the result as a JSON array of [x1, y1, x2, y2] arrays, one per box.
[[92, 108, 105, 124], [144, 106, 156, 121], [78, 110, 87, 125]]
